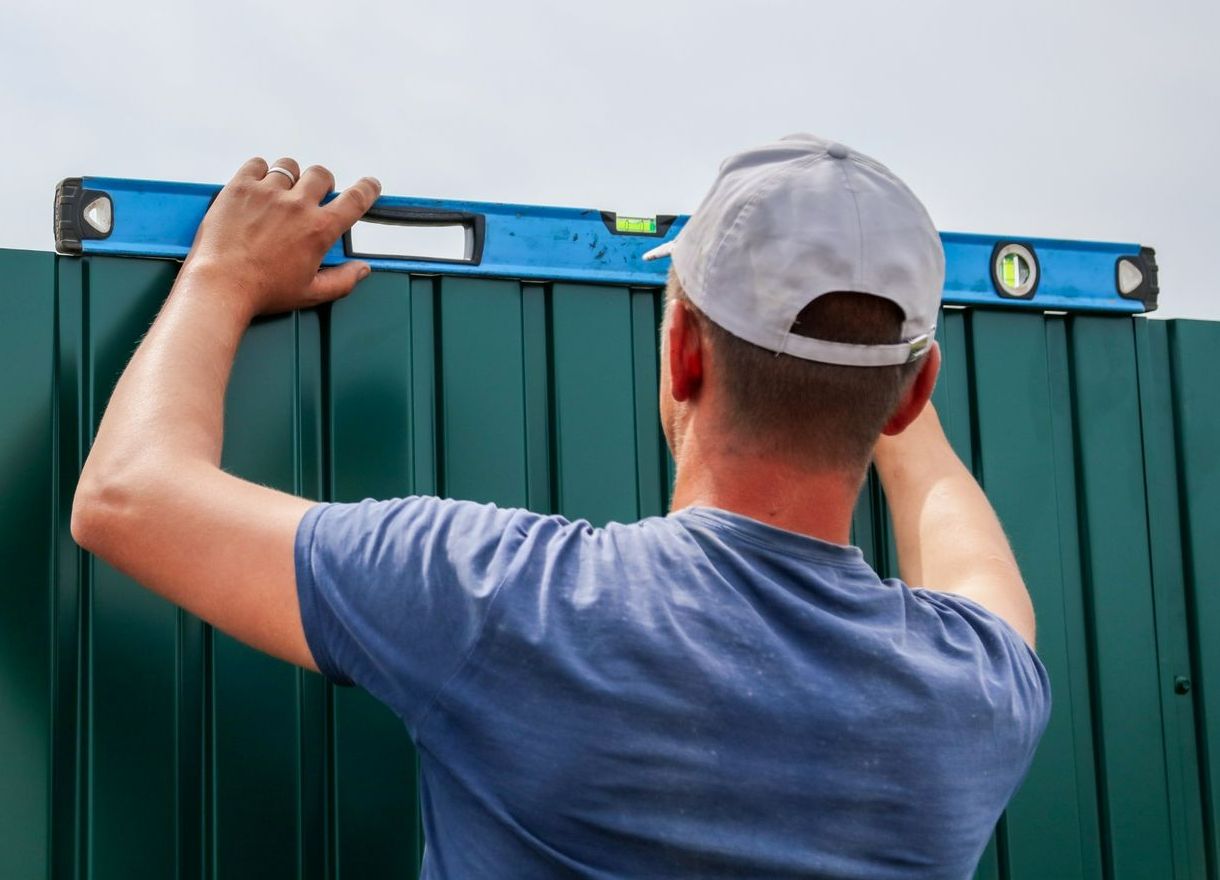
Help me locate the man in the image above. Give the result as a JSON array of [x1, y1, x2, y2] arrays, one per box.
[[72, 134, 1050, 878]]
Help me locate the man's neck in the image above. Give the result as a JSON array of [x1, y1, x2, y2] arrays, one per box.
[[667, 432, 864, 547]]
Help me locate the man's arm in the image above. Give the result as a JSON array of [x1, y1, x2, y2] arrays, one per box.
[[70, 157, 381, 670], [873, 404, 1037, 649]]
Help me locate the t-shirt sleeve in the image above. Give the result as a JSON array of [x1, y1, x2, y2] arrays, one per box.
[[909, 587, 1054, 761], [294, 495, 544, 727]]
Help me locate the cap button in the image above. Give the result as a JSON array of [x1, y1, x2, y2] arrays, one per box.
[[827, 142, 849, 159]]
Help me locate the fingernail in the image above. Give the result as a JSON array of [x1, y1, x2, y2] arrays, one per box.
[[359, 264, 372, 279]]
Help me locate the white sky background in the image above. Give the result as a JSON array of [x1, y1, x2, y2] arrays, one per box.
[[4, 0, 1218, 320]]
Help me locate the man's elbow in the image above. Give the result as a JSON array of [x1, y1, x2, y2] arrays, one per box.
[[70, 467, 140, 556]]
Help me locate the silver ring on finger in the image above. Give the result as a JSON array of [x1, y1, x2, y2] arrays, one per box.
[[266, 165, 298, 186]]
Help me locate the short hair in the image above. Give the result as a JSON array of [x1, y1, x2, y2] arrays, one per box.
[[666, 270, 924, 472]]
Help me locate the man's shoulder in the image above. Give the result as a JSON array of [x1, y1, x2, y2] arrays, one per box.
[[905, 586, 1053, 731]]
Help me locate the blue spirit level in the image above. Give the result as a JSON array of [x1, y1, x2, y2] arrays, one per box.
[[54, 176, 1158, 313]]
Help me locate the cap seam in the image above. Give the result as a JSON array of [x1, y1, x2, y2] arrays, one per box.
[[835, 158, 866, 292]]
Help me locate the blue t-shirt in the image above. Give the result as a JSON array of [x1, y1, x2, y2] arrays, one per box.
[[295, 497, 1051, 880]]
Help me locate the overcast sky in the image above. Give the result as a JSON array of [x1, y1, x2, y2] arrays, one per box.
[[6, 0, 1218, 319]]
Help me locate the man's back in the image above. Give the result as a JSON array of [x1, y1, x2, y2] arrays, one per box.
[[296, 497, 1051, 879]]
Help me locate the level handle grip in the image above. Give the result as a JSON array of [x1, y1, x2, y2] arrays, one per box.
[[343, 203, 487, 265]]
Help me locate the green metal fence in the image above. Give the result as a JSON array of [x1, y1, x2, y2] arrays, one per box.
[[2, 248, 1218, 878]]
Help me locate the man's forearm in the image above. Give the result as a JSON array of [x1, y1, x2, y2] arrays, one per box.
[[75, 265, 250, 516], [873, 406, 1037, 647], [70, 261, 257, 566]]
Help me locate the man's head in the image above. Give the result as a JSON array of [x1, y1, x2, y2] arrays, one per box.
[[649, 134, 944, 482]]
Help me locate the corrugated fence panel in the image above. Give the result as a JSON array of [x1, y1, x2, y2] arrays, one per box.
[[5, 246, 1220, 878], [297, 306, 329, 880], [933, 309, 976, 463], [1171, 320, 1220, 878], [552, 283, 641, 525], [84, 258, 180, 878], [1043, 316, 1107, 880], [970, 309, 1099, 879], [1136, 319, 1209, 878], [51, 256, 87, 880], [329, 273, 425, 877], [1070, 316, 1176, 876], [0, 250, 55, 880], [439, 278, 532, 509], [213, 312, 313, 878], [630, 289, 666, 520]]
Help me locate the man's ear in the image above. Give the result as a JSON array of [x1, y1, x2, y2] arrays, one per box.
[[881, 342, 941, 436], [666, 300, 705, 402]]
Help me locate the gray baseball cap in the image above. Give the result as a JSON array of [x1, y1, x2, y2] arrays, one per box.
[[644, 133, 944, 367]]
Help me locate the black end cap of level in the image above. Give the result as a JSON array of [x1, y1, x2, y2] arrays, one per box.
[[54, 177, 84, 254], [1116, 247, 1159, 313], [54, 177, 111, 255]]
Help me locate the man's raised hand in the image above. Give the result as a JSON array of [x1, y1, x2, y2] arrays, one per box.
[[183, 156, 382, 319]]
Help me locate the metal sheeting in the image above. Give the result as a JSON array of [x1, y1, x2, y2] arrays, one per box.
[[1, 249, 1217, 878]]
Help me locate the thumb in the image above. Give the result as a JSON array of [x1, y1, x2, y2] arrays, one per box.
[[308, 261, 371, 303]]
